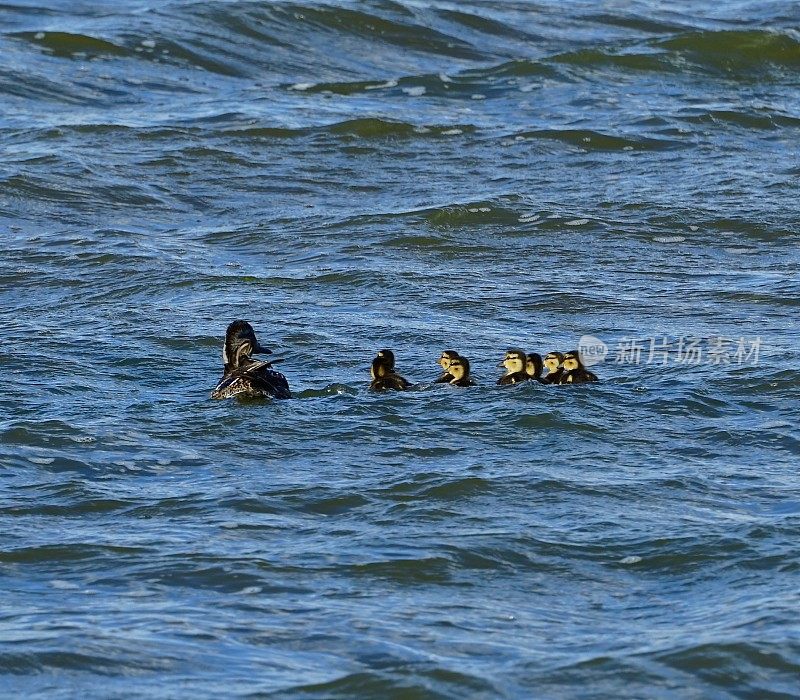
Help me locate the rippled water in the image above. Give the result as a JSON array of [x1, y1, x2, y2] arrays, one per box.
[[2, 0, 799, 696]]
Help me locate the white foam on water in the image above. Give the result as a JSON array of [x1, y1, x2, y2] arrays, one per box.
[[566, 219, 590, 226], [50, 580, 80, 590], [760, 420, 792, 429], [403, 86, 426, 96], [620, 556, 642, 565], [126, 589, 157, 598], [365, 79, 398, 90]]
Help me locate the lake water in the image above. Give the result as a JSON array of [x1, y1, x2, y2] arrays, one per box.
[[1, 0, 799, 697]]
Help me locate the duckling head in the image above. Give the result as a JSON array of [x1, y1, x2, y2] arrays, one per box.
[[223, 320, 272, 370], [448, 356, 470, 382], [543, 351, 564, 373], [497, 348, 526, 374], [371, 355, 390, 380], [438, 350, 459, 370], [526, 353, 543, 380], [377, 349, 396, 371], [562, 350, 582, 372]]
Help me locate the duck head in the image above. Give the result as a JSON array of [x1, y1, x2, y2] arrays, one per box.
[[223, 320, 272, 371], [562, 350, 582, 372], [371, 355, 390, 380], [377, 349, 396, 371], [438, 350, 459, 371], [448, 356, 470, 382], [526, 353, 543, 380], [543, 351, 564, 374], [497, 348, 526, 374]]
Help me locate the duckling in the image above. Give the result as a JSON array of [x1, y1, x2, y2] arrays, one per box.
[[377, 349, 397, 372], [558, 350, 599, 384], [541, 351, 565, 385], [434, 350, 460, 383], [211, 320, 291, 400], [526, 352, 545, 383], [497, 348, 529, 385], [370, 354, 410, 391], [447, 356, 476, 387]]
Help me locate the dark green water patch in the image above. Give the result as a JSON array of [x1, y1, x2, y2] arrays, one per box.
[[13, 31, 130, 58]]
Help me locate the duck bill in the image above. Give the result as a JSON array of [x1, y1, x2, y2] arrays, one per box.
[[496, 360, 507, 367], [254, 343, 273, 355]]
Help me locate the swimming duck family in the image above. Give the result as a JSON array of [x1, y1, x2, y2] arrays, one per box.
[[364, 346, 597, 391], [211, 321, 598, 399]]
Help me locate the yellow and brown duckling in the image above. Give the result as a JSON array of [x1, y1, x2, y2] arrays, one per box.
[[558, 350, 599, 384], [434, 350, 460, 384], [370, 349, 411, 391], [541, 351, 565, 385], [497, 348, 529, 385], [211, 320, 291, 400], [447, 355, 476, 387], [525, 352, 544, 383]]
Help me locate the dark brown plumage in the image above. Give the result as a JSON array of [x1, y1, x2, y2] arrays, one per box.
[[526, 353, 545, 383], [211, 320, 291, 400], [370, 353, 410, 391]]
